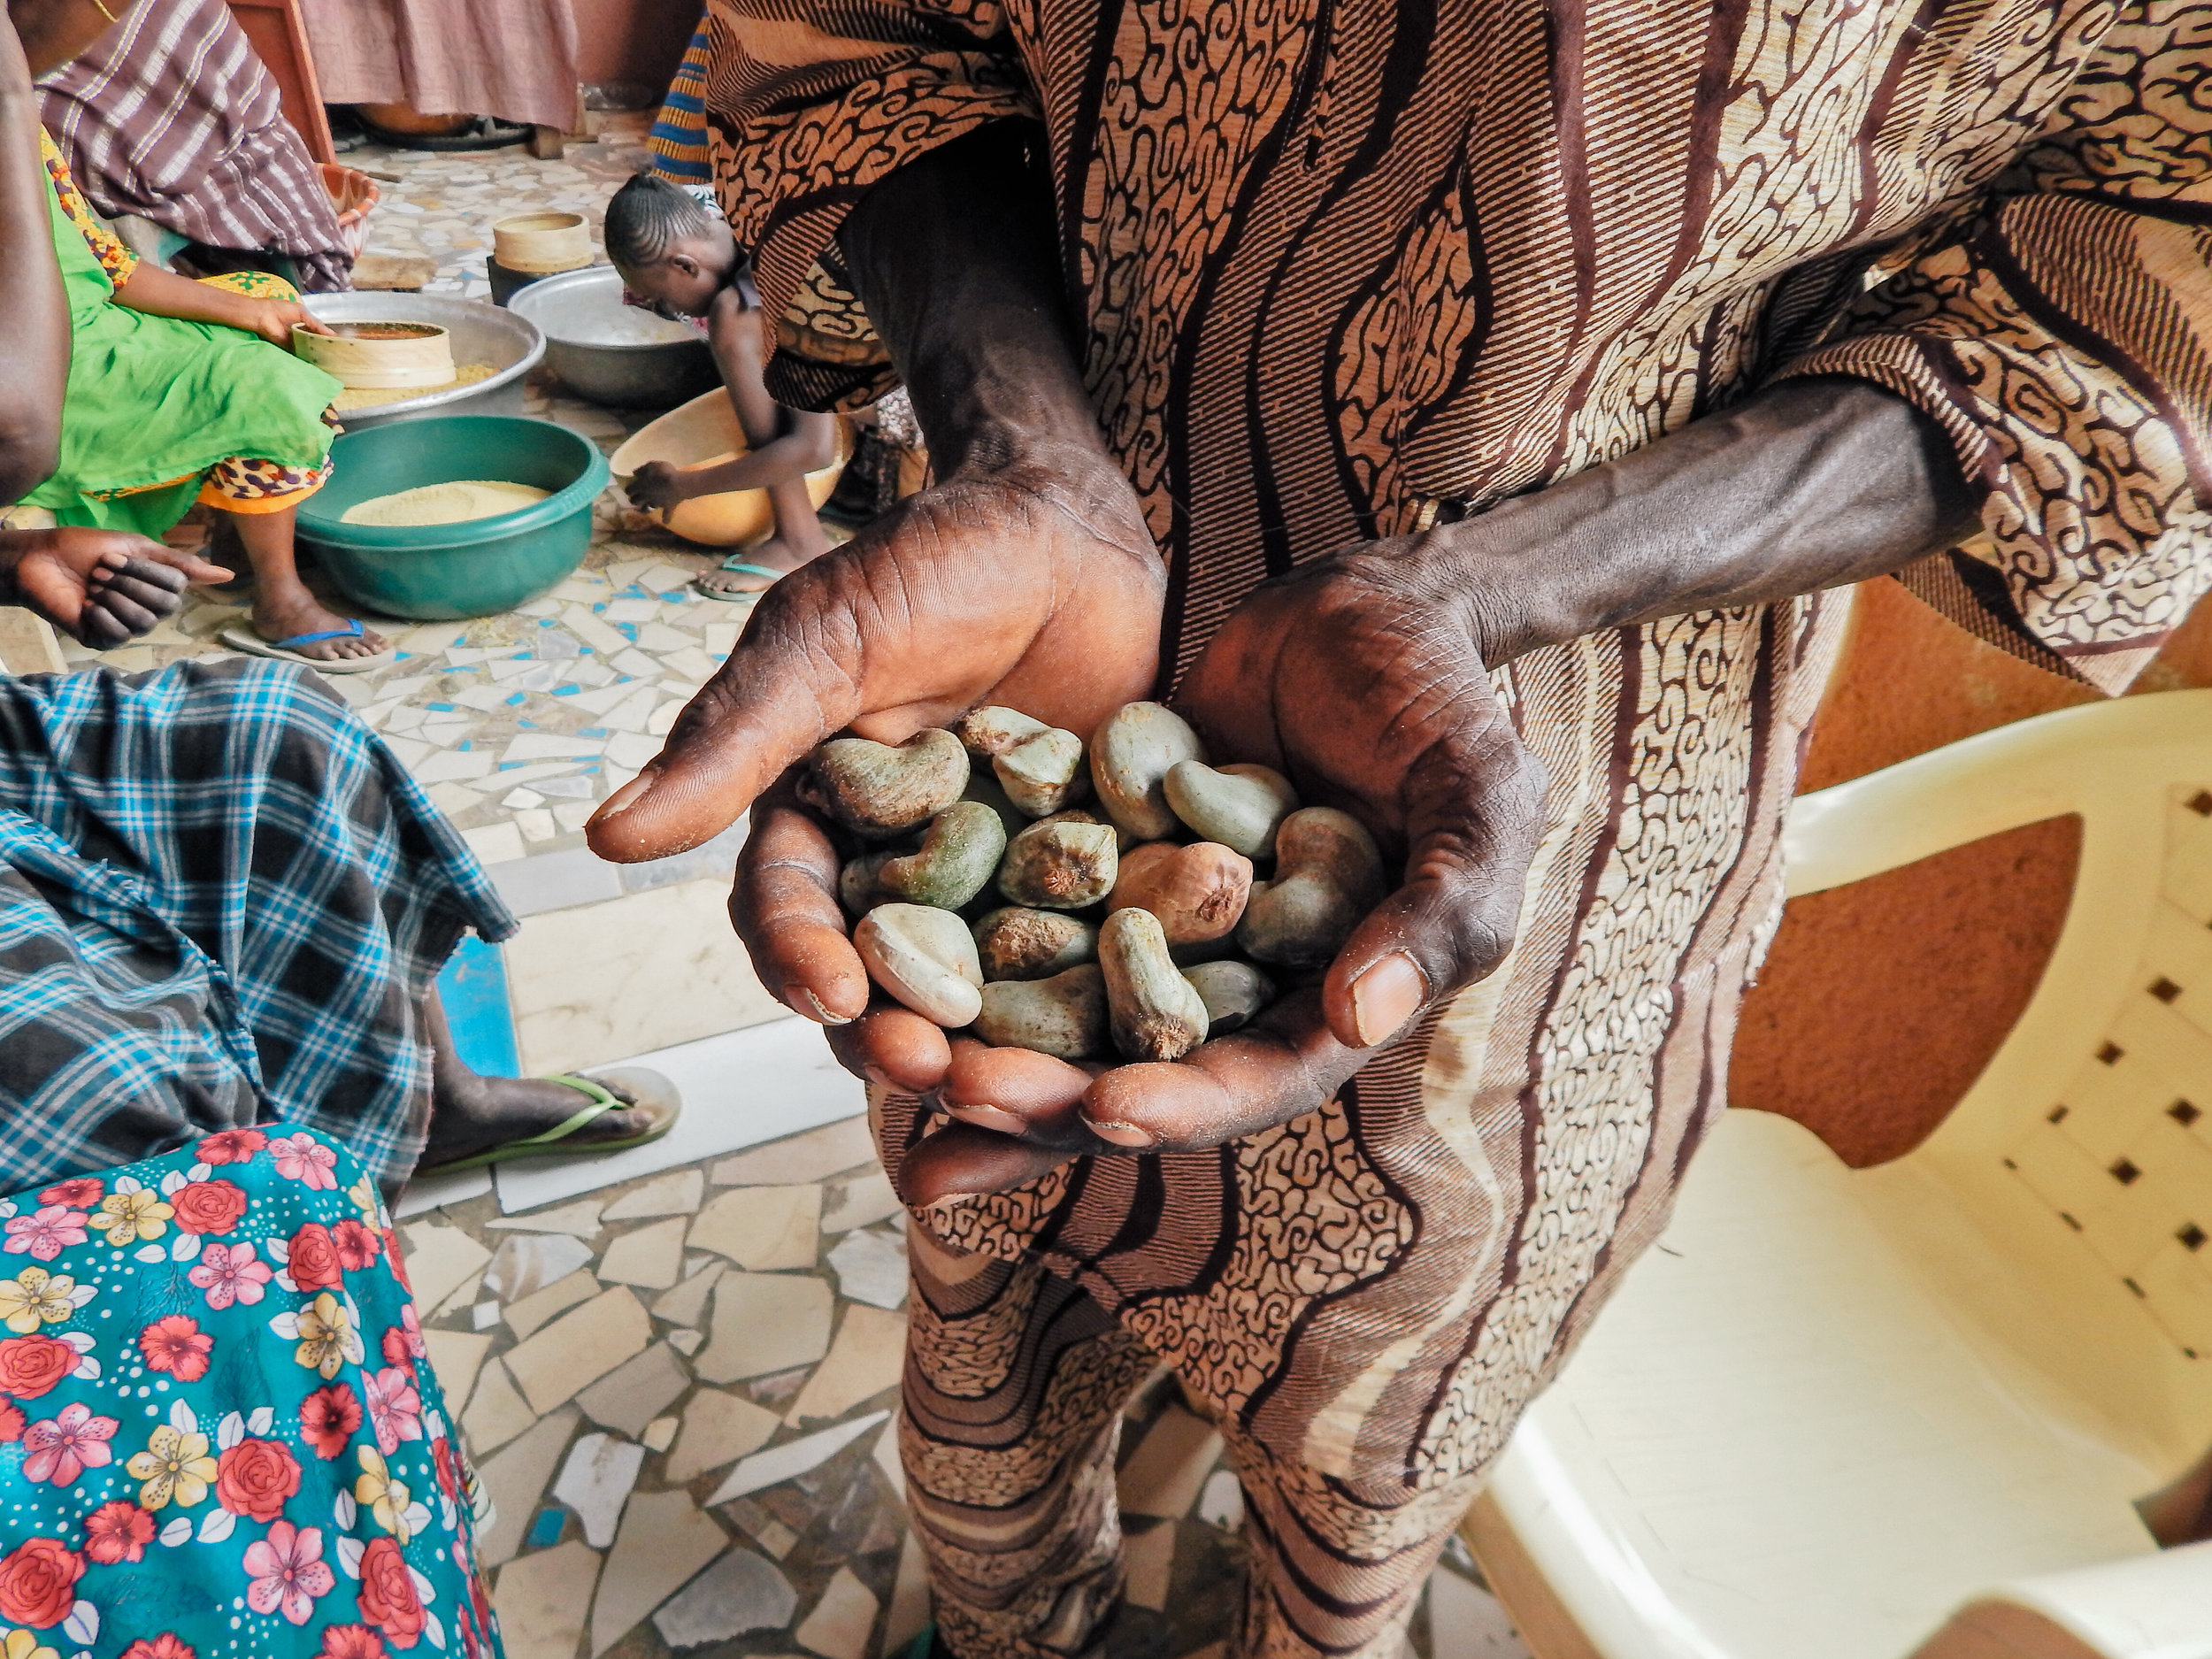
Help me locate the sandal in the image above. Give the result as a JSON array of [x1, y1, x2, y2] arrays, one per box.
[[219, 619, 396, 675], [411, 1067, 682, 1179], [694, 559, 790, 602]]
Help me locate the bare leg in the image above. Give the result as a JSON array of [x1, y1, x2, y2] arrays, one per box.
[[213, 504, 389, 660], [417, 987, 656, 1169], [695, 478, 836, 597]]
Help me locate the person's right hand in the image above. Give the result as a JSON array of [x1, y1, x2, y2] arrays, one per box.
[[587, 448, 1166, 1022], [0, 527, 232, 646], [624, 460, 694, 515]]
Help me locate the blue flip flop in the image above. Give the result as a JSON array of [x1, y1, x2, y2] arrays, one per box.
[[695, 559, 789, 602], [220, 619, 396, 674]]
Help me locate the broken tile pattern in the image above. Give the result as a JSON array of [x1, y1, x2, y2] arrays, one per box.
[[402, 1112, 1526, 1659]]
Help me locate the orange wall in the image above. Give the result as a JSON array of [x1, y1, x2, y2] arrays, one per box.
[[1732, 578, 2212, 1165]]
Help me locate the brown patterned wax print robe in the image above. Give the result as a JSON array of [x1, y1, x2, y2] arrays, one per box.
[[702, 4, 2212, 1655]]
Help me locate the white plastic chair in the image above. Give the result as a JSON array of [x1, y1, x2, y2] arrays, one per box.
[[1463, 690, 2212, 1659]]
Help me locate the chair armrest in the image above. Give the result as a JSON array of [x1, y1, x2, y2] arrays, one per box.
[[1911, 1543, 2212, 1659]]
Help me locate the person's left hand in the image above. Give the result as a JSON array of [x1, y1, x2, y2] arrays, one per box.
[[0, 527, 232, 647], [624, 461, 694, 514], [257, 298, 333, 348], [823, 541, 1554, 1204]]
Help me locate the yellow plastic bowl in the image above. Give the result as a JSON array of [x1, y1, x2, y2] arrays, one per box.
[[610, 390, 850, 547]]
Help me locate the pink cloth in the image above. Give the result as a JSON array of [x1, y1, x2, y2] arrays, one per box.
[[301, 0, 579, 132]]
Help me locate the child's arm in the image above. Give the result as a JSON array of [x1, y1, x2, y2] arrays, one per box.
[[110, 265, 334, 346], [627, 288, 839, 510]]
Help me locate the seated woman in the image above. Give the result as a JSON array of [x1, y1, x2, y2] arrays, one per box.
[[5, 0, 384, 670]]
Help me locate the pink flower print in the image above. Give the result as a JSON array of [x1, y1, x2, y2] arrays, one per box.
[[187, 1241, 272, 1310], [3, 1206, 88, 1262], [268, 1134, 338, 1190], [243, 1521, 335, 1625], [361, 1366, 423, 1455], [22, 1401, 117, 1486]]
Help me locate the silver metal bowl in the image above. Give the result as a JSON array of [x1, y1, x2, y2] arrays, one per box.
[[301, 292, 544, 428], [507, 265, 719, 407]]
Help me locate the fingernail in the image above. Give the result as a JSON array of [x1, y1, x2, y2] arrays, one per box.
[[1087, 1120, 1156, 1149], [929, 1193, 979, 1209], [1351, 952, 1427, 1047], [946, 1103, 1027, 1135], [798, 990, 853, 1026], [592, 768, 660, 821]]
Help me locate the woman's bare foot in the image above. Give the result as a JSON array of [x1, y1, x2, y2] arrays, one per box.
[[695, 530, 833, 599], [250, 584, 388, 660], [419, 1072, 659, 1170], [207, 514, 388, 660]]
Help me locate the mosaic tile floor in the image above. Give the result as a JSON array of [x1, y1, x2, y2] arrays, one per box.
[[63, 114, 1533, 1659], [397, 1110, 1532, 1659]]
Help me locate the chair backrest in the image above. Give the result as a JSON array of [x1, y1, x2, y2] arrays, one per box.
[[1784, 690, 2212, 1475]]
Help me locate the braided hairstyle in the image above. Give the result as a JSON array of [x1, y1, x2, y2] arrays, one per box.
[[603, 172, 716, 270]]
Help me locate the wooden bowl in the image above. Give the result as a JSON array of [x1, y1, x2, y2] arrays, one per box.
[[293, 320, 456, 390], [493, 211, 592, 275]]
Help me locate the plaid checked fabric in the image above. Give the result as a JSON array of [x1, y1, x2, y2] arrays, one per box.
[[0, 658, 516, 1194]]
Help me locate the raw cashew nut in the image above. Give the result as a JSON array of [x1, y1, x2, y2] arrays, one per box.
[[973, 964, 1109, 1060], [995, 726, 1090, 818], [877, 802, 1009, 910], [953, 706, 1049, 757], [1163, 762, 1300, 859], [805, 729, 968, 837], [1099, 908, 1211, 1062], [840, 849, 897, 915], [1089, 702, 1206, 841], [996, 814, 1119, 910], [1235, 808, 1386, 968], [855, 903, 985, 1026], [1106, 841, 1252, 948], [1183, 960, 1275, 1036], [973, 908, 1099, 981]]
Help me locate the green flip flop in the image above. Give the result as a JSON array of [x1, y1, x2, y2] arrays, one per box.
[[411, 1068, 681, 1179], [694, 559, 790, 602]]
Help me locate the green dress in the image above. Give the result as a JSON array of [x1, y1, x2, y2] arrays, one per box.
[[14, 135, 343, 538]]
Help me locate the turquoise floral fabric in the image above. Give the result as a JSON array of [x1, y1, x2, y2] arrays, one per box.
[[0, 1126, 500, 1658]]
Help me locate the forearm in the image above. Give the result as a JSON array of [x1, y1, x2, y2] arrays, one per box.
[[837, 121, 1110, 482], [111, 265, 256, 330], [0, 78, 65, 499], [670, 430, 826, 497], [1418, 379, 1978, 664]]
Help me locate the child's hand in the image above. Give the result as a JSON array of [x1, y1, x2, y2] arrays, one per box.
[[626, 461, 694, 513]]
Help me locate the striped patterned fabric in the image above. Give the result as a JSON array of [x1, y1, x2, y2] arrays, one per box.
[[37, 0, 350, 292], [646, 22, 714, 191], [0, 658, 515, 1196]]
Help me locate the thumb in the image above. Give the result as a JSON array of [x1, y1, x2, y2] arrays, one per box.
[[1321, 723, 1548, 1050], [586, 574, 866, 862]]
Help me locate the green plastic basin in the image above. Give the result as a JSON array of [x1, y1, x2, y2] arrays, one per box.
[[296, 415, 611, 619]]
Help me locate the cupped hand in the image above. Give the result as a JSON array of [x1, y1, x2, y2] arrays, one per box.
[[588, 448, 1167, 1022], [880, 543, 1552, 1204], [0, 528, 233, 647]]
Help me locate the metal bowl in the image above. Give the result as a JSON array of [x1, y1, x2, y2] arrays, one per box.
[[302, 292, 543, 428], [507, 265, 719, 407]]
